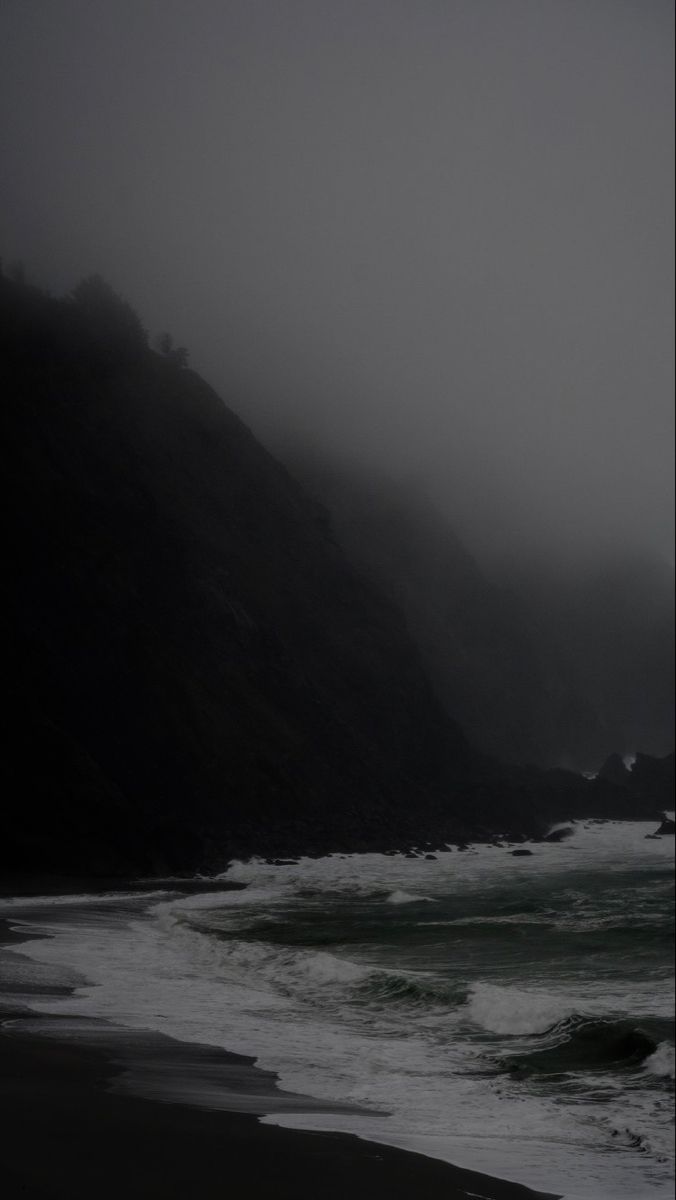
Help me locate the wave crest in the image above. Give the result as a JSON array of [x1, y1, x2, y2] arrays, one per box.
[[385, 890, 434, 905], [357, 971, 452, 1008], [466, 982, 573, 1035], [643, 1042, 676, 1080], [501, 1018, 658, 1076]]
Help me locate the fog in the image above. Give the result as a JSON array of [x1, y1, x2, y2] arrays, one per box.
[[1, 0, 673, 569]]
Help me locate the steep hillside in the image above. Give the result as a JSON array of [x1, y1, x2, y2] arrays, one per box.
[[504, 557, 675, 768], [2, 274, 477, 873], [288, 454, 673, 772], [284, 456, 597, 767], [1, 274, 664, 875]]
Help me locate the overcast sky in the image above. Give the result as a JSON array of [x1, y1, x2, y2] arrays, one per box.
[[1, 0, 673, 568]]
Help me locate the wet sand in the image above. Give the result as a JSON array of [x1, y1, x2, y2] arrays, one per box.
[[0, 903, 560, 1200]]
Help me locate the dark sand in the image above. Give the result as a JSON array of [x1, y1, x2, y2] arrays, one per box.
[[0, 907, 560, 1200]]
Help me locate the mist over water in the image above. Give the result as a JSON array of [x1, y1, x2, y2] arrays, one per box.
[[1, 0, 673, 570]]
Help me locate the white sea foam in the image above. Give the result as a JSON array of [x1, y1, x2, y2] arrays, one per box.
[[220, 819, 676, 900], [466, 982, 574, 1035], [442, 913, 551, 927], [644, 1042, 676, 1080], [298, 951, 371, 985], [0, 889, 171, 910], [3, 820, 673, 1200], [385, 890, 434, 905], [150, 899, 372, 993]]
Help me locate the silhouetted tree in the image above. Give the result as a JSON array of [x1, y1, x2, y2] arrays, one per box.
[[157, 330, 189, 368]]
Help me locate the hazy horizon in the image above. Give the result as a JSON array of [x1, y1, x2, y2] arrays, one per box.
[[2, 0, 673, 570]]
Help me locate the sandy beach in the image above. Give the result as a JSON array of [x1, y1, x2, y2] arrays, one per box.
[[0, 907, 559, 1200]]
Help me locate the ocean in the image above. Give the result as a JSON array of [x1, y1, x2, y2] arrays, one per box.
[[1, 819, 673, 1200]]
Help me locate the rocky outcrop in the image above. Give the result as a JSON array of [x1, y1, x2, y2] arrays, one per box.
[[597, 752, 674, 822], [628, 753, 675, 812], [598, 754, 631, 788]]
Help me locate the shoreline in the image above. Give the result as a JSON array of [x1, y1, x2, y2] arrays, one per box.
[[0, 1018, 560, 1200], [0, 905, 560, 1200]]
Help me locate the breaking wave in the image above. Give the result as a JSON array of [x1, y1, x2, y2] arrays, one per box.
[[385, 889, 434, 905], [500, 1018, 659, 1076], [5, 819, 673, 1200], [466, 982, 574, 1035], [156, 909, 372, 992], [644, 1042, 676, 1081]]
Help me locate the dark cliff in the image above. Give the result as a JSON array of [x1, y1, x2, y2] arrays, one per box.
[[1, 274, 665, 875], [282, 458, 581, 767], [286, 454, 674, 773], [3, 274, 474, 873]]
